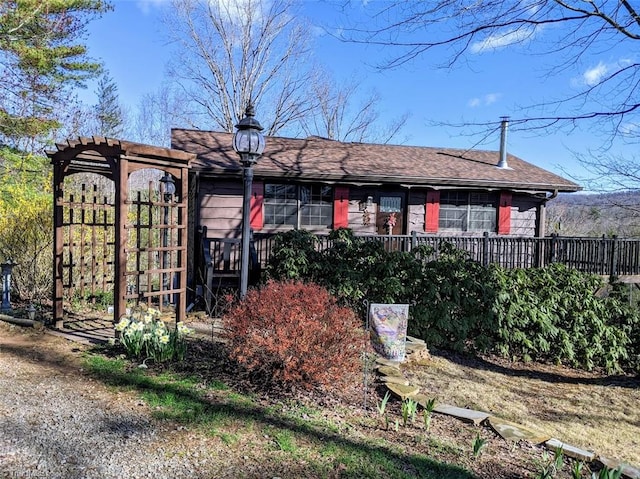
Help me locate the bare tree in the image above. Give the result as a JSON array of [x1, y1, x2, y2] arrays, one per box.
[[340, 1, 640, 140], [163, 0, 316, 135], [130, 85, 190, 147], [546, 191, 640, 237], [300, 72, 409, 143]]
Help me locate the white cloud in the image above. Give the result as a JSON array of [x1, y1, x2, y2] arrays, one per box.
[[620, 122, 640, 137], [470, 27, 538, 53], [484, 93, 500, 105], [582, 61, 608, 86], [136, 0, 168, 15], [468, 93, 501, 108]]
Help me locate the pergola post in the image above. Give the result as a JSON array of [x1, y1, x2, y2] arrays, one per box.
[[114, 156, 129, 322]]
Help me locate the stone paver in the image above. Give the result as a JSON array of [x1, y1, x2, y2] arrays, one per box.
[[380, 375, 410, 386], [433, 404, 489, 425], [544, 438, 596, 462], [385, 383, 420, 400], [375, 357, 403, 368], [377, 365, 403, 376], [487, 416, 550, 443]]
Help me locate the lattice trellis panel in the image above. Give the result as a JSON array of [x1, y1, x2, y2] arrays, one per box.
[[59, 178, 115, 305], [124, 178, 187, 311]]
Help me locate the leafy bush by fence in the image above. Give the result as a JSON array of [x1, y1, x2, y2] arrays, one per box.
[[266, 229, 640, 374]]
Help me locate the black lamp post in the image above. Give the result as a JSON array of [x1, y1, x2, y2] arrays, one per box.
[[160, 172, 176, 305], [232, 103, 265, 299]]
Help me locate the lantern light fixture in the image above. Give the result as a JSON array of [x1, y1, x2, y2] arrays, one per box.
[[232, 103, 265, 167], [160, 172, 176, 202]]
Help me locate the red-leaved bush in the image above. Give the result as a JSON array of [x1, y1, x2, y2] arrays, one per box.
[[221, 280, 366, 390]]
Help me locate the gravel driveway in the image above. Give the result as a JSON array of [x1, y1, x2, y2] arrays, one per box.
[[0, 323, 222, 479]]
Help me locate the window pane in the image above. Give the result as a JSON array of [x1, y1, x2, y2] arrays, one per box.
[[439, 191, 496, 232], [265, 183, 297, 226], [265, 183, 333, 227], [439, 205, 466, 230], [468, 209, 496, 231], [265, 184, 296, 200], [301, 184, 333, 227], [380, 196, 402, 213]]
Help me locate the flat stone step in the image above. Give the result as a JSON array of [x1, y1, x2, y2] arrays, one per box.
[[377, 365, 404, 376], [386, 383, 420, 400], [544, 438, 595, 462], [375, 357, 403, 367], [433, 404, 489, 425], [380, 375, 410, 386], [487, 416, 550, 444]]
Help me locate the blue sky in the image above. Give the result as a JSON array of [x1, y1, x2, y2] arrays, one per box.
[[80, 0, 636, 192]]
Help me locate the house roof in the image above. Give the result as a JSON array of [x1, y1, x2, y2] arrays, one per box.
[[171, 129, 581, 193]]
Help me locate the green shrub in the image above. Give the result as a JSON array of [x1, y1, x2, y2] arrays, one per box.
[[265, 229, 321, 281], [221, 280, 366, 389], [492, 263, 638, 372], [410, 243, 498, 352], [265, 229, 640, 373], [267, 228, 424, 315]]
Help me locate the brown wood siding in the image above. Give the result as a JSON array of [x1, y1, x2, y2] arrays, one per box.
[[347, 187, 379, 235], [197, 180, 542, 239], [511, 195, 538, 237], [198, 180, 242, 239], [348, 200, 378, 234], [408, 191, 427, 235]]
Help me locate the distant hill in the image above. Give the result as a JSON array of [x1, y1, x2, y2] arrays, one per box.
[[546, 191, 640, 237]]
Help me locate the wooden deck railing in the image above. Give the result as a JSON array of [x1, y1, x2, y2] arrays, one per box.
[[200, 233, 640, 294]]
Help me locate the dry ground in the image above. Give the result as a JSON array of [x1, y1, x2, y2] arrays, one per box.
[[403, 350, 640, 467], [1, 319, 638, 478]]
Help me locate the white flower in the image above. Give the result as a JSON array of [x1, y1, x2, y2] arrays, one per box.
[[159, 334, 170, 344], [143, 314, 153, 324], [177, 322, 193, 335], [142, 333, 152, 342], [115, 317, 130, 331]]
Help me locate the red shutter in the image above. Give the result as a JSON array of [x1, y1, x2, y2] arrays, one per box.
[[498, 191, 512, 235], [250, 181, 264, 230], [425, 190, 440, 233], [333, 186, 349, 229]]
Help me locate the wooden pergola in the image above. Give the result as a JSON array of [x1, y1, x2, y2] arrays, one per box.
[[47, 137, 195, 328]]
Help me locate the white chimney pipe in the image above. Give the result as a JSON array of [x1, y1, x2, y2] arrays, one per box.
[[497, 117, 511, 169]]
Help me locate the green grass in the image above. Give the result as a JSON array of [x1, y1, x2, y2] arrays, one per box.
[[83, 353, 476, 479], [272, 429, 297, 452]]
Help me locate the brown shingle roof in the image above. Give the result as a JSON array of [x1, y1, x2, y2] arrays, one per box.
[[171, 129, 581, 193]]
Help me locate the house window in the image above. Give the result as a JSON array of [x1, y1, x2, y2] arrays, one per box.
[[379, 196, 402, 213], [439, 191, 497, 232], [264, 183, 333, 227]]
